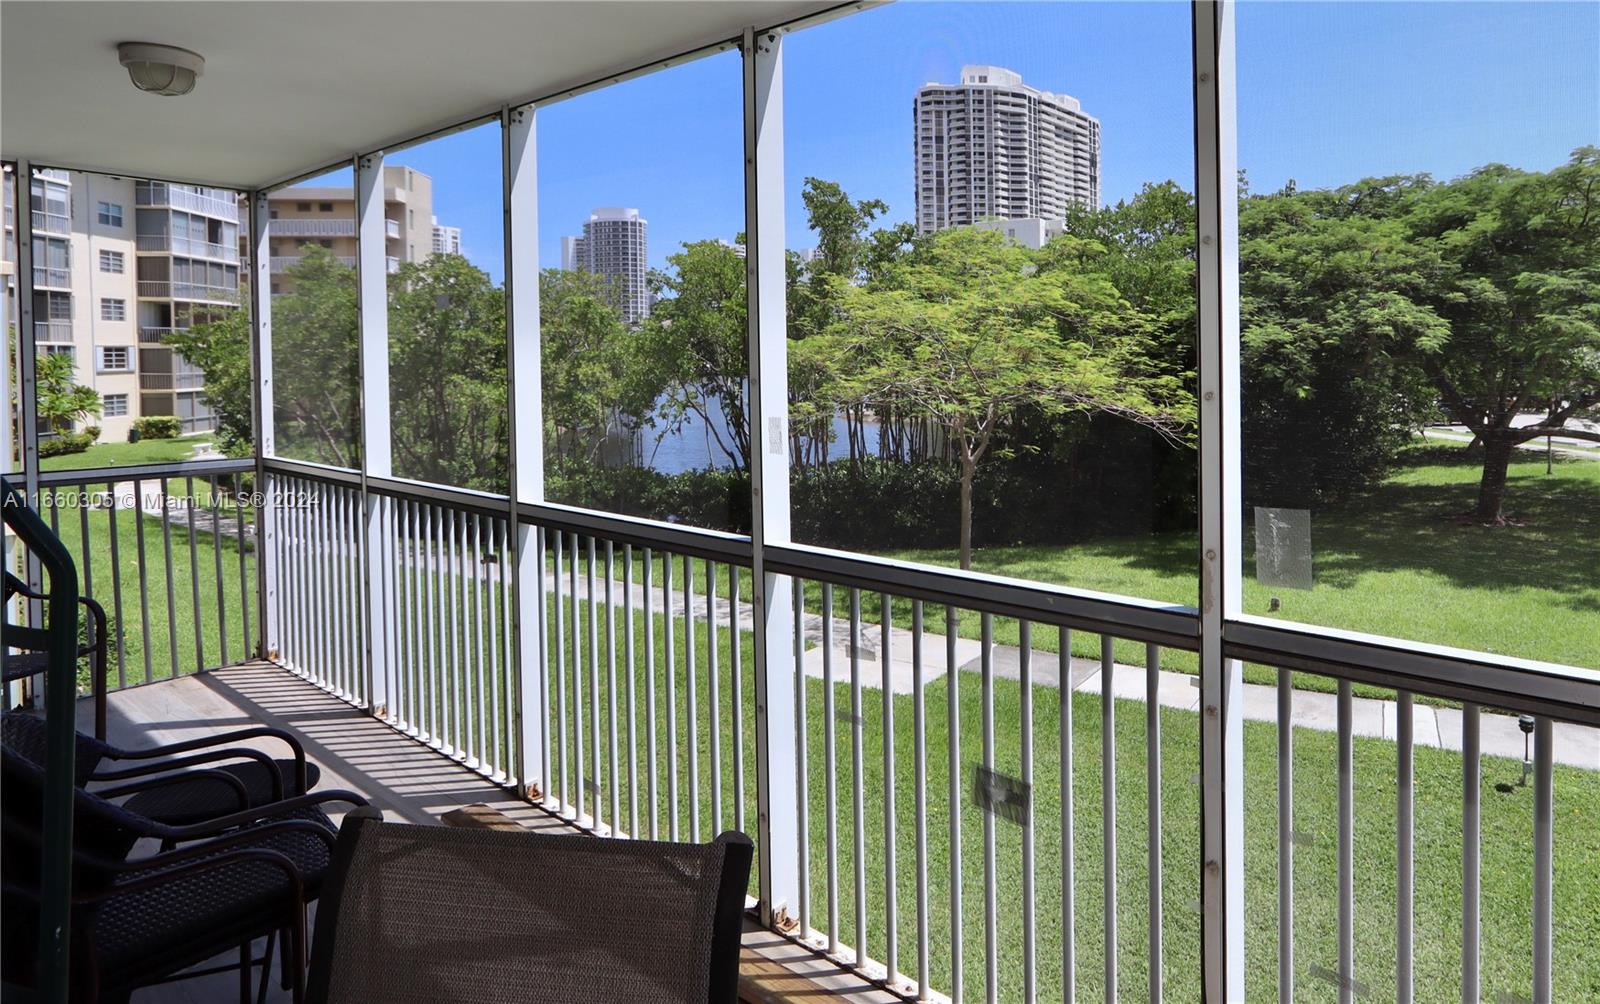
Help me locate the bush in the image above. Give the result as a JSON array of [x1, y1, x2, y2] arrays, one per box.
[[132, 416, 181, 440], [38, 429, 96, 458]]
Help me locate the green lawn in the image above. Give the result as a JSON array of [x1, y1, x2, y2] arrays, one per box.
[[39, 433, 220, 472], [875, 442, 1600, 684]]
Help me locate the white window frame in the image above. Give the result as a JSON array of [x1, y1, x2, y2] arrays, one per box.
[[99, 297, 126, 322], [98, 248, 125, 273], [102, 393, 129, 417], [97, 345, 132, 373], [97, 200, 123, 227]]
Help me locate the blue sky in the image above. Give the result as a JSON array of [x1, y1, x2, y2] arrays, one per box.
[[347, 1, 1598, 284]]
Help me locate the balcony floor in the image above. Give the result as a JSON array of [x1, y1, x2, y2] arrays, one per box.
[[72, 662, 899, 1004]]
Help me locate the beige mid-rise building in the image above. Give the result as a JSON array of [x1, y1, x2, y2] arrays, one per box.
[[5, 167, 236, 444], [267, 166, 441, 295]]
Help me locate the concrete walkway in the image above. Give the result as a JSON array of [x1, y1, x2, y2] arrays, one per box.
[[545, 571, 1600, 771]]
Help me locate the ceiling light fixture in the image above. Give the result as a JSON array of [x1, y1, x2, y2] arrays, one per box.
[[117, 42, 204, 97]]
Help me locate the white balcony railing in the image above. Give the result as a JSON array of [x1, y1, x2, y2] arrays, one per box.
[[31, 210, 70, 235], [33, 319, 72, 342], [386, 218, 402, 239], [138, 280, 240, 302], [270, 254, 357, 273], [33, 266, 70, 289], [136, 233, 241, 263], [272, 218, 357, 238], [135, 183, 240, 222]]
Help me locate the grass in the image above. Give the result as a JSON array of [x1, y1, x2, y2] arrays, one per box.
[[874, 442, 1600, 685], [39, 433, 219, 472]]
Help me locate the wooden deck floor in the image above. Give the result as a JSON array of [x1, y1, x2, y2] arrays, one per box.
[[72, 661, 897, 1004]]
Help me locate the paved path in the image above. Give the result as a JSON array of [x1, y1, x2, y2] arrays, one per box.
[[1425, 429, 1598, 461], [544, 571, 1600, 771]]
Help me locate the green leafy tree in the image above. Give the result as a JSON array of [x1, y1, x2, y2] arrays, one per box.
[[270, 247, 361, 467], [1238, 177, 1444, 504], [165, 304, 252, 453], [540, 267, 656, 462], [387, 253, 507, 492], [639, 239, 750, 471], [1404, 147, 1600, 521], [827, 227, 1193, 569], [35, 351, 102, 432]]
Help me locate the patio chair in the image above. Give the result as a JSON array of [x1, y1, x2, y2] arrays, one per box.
[[1, 746, 365, 1003], [2, 708, 322, 829], [3, 570, 109, 738], [305, 808, 753, 1004]]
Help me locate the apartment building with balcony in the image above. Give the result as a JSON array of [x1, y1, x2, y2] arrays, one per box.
[[914, 64, 1101, 233], [265, 165, 439, 294], [561, 206, 650, 325]]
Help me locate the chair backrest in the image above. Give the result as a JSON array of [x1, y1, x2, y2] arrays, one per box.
[[306, 809, 753, 1004], [1, 711, 111, 785]]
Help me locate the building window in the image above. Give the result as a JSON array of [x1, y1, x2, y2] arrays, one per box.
[[41, 344, 74, 361], [98, 249, 125, 273], [46, 293, 71, 321], [270, 209, 280, 219], [296, 202, 312, 212], [319, 202, 334, 212], [103, 393, 129, 417], [100, 298, 126, 322], [97, 201, 123, 227], [98, 346, 132, 372]]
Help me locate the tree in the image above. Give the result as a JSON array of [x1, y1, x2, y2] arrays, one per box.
[[35, 351, 101, 432], [827, 227, 1193, 569], [638, 239, 750, 471], [1404, 147, 1600, 521], [386, 253, 507, 492], [1238, 177, 1444, 504], [269, 248, 361, 468], [540, 267, 656, 462], [165, 303, 252, 453]]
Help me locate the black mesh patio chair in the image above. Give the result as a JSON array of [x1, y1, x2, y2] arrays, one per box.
[[305, 808, 753, 1004], [3, 570, 109, 737], [1, 746, 365, 1003], [3, 708, 322, 829]]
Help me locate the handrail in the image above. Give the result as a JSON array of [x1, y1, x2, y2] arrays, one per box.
[[36, 457, 253, 487], [2, 477, 80, 1003]]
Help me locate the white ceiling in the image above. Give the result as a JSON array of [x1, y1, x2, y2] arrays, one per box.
[[1, 1, 841, 190]]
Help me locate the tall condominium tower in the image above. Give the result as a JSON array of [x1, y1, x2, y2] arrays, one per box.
[[913, 65, 1101, 234], [562, 207, 649, 324]]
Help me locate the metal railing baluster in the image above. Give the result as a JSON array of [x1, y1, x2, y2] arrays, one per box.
[[729, 564, 745, 835], [912, 600, 930, 1002], [793, 575, 809, 937], [553, 528, 568, 813], [684, 553, 699, 842], [185, 475, 203, 672], [982, 612, 998, 1004], [208, 476, 227, 667], [823, 581, 839, 956], [850, 587, 868, 968], [587, 536, 601, 828], [1532, 717, 1553, 1004], [1101, 634, 1116, 1004], [1397, 690, 1414, 1004], [948, 604, 964, 1004], [664, 549, 678, 841], [1338, 679, 1355, 1004], [235, 472, 250, 658], [707, 558, 722, 834], [1060, 627, 1074, 1004], [571, 532, 585, 821], [606, 540, 620, 832], [1145, 642, 1162, 1004], [882, 593, 898, 986], [624, 543, 638, 835], [160, 477, 178, 679], [644, 547, 659, 839], [107, 485, 127, 688], [1021, 623, 1036, 1004], [1462, 701, 1480, 1004], [1277, 668, 1293, 1004]]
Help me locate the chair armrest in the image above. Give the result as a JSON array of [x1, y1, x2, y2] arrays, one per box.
[[122, 818, 340, 870], [157, 789, 368, 842], [91, 746, 286, 802], [102, 726, 311, 796], [77, 846, 305, 906], [94, 765, 251, 809]]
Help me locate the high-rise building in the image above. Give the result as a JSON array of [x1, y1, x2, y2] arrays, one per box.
[[265, 165, 437, 295], [913, 65, 1100, 234], [431, 216, 461, 256], [561, 207, 649, 325], [4, 168, 241, 441]]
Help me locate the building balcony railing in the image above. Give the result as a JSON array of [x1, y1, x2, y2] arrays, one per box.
[[138, 372, 173, 390], [22, 448, 1597, 1004], [270, 254, 356, 273], [272, 218, 357, 238], [135, 183, 240, 222], [139, 325, 177, 343], [387, 218, 402, 239], [32, 265, 70, 289], [175, 370, 206, 389], [137, 279, 241, 302], [135, 233, 241, 263], [31, 210, 70, 235], [387, 255, 400, 273], [33, 319, 72, 342]]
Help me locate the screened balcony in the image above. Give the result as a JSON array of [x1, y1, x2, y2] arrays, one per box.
[[4, 3, 1598, 1003]]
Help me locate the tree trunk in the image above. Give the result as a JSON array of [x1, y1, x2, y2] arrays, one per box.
[[958, 458, 975, 571], [1472, 436, 1516, 523]]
